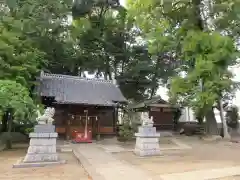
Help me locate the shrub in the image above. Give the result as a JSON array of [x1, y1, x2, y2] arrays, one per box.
[[118, 124, 134, 142], [226, 105, 239, 129], [181, 123, 204, 136], [117, 112, 134, 142], [24, 128, 34, 135]]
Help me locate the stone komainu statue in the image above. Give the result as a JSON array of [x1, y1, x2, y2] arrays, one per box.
[[36, 107, 55, 125], [141, 112, 154, 127]]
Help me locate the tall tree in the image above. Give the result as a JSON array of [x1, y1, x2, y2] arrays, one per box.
[[4, 0, 75, 74], [72, 0, 159, 100], [0, 16, 45, 88], [128, 0, 239, 135], [0, 8, 45, 132]]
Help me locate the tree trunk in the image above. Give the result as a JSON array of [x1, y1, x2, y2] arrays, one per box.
[[6, 112, 13, 149], [218, 99, 231, 140], [150, 56, 161, 98], [205, 107, 218, 135], [196, 116, 204, 125], [1, 112, 8, 132], [192, 0, 204, 31]]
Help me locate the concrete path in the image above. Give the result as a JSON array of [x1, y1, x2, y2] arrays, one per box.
[[73, 143, 153, 180], [159, 166, 240, 180], [73, 143, 240, 180]]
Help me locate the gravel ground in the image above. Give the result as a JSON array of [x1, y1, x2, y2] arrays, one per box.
[[0, 146, 90, 180]]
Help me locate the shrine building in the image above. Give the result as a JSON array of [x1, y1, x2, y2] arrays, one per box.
[[36, 72, 127, 140], [128, 97, 177, 131]]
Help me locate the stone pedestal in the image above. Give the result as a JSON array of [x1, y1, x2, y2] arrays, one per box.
[[13, 125, 66, 168], [23, 131, 58, 163], [23, 125, 58, 163], [134, 126, 160, 156]]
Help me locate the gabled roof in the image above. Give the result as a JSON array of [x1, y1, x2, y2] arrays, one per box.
[[37, 72, 127, 106], [128, 96, 175, 109]]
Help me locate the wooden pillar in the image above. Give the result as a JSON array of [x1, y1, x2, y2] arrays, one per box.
[[113, 107, 118, 133], [66, 104, 71, 140]]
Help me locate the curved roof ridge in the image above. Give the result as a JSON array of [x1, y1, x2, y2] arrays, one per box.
[[41, 72, 113, 84]]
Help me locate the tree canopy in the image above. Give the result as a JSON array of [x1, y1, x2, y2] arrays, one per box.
[[0, 80, 36, 121]]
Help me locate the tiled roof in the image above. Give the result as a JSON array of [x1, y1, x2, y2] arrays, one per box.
[[38, 72, 127, 106], [128, 96, 172, 109]]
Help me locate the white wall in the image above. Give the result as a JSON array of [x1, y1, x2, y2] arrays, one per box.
[[179, 107, 197, 122], [179, 107, 226, 123]]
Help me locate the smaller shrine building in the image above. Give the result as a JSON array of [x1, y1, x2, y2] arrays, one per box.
[[128, 97, 177, 131], [36, 72, 127, 139]]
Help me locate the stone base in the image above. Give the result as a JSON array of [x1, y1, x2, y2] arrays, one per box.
[[13, 157, 66, 168], [23, 153, 59, 163], [34, 125, 55, 133], [134, 137, 161, 156], [134, 149, 161, 156], [29, 132, 58, 138], [23, 131, 59, 163], [134, 126, 161, 157]]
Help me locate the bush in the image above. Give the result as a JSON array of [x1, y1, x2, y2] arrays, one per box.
[[24, 128, 34, 135], [118, 124, 134, 142], [117, 113, 134, 142], [181, 123, 204, 136], [226, 105, 239, 129]]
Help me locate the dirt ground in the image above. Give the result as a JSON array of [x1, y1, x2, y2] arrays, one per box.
[[112, 136, 240, 179], [0, 146, 90, 180], [216, 176, 240, 180]]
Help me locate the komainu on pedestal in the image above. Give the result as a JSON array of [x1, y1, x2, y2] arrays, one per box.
[[13, 107, 66, 168], [134, 112, 161, 156]]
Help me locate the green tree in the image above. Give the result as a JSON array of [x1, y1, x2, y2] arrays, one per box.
[[0, 13, 45, 132], [127, 0, 178, 98], [3, 0, 75, 74], [71, 0, 178, 100], [72, 0, 153, 100], [128, 0, 239, 135], [170, 31, 237, 134], [0, 80, 37, 149], [0, 16, 45, 88]]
